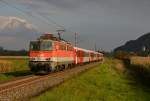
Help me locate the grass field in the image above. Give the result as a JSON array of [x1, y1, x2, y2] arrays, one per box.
[[130, 56, 150, 71], [0, 58, 31, 81], [130, 56, 150, 66], [31, 58, 150, 101]]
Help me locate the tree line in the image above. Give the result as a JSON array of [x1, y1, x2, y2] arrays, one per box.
[[0, 46, 28, 56]]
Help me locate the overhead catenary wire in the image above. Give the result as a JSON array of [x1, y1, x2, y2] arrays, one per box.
[[0, 0, 76, 34], [0, 0, 61, 32], [37, 14, 76, 34], [0, 0, 80, 46]]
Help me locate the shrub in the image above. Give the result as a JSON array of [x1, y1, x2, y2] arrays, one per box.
[[114, 51, 131, 60]]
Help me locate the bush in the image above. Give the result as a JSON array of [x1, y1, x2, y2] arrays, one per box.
[[114, 51, 131, 60]]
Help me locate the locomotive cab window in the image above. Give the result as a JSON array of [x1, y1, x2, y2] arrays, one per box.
[[40, 41, 53, 51], [30, 41, 53, 51], [30, 41, 40, 51]]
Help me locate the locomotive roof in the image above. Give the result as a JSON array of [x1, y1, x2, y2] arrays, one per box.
[[37, 33, 72, 45]]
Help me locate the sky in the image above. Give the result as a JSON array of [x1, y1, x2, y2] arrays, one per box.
[[0, 0, 150, 51]]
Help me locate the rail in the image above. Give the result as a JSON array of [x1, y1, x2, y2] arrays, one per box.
[[0, 62, 101, 101]]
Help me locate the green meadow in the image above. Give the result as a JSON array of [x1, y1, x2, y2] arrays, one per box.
[[31, 58, 150, 101]]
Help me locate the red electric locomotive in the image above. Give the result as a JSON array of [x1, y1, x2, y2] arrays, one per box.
[[29, 33, 103, 74]]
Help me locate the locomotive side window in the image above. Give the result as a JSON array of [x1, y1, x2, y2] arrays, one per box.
[[59, 44, 62, 50], [59, 43, 66, 51], [63, 44, 66, 50], [62, 43, 65, 50], [67, 45, 73, 51], [70, 46, 73, 51], [59, 44, 63, 50]]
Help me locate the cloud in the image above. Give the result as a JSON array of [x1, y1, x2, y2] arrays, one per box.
[[17, 0, 103, 11], [0, 16, 37, 35], [0, 16, 39, 50], [24, 0, 82, 10], [2, 0, 150, 51]]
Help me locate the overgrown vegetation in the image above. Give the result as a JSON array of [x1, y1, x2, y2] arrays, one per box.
[[31, 58, 150, 101], [114, 51, 150, 84], [126, 56, 150, 85]]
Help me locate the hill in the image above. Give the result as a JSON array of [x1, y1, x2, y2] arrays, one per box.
[[114, 32, 150, 52]]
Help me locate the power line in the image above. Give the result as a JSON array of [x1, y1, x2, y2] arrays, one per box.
[[0, 0, 80, 46], [37, 14, 66, 30], [1, 0, 78, 35], [0, 0, 27, 16], [0, 0, 59, 31], [36, 13, 76, 34], [75, 32, 78, 47]]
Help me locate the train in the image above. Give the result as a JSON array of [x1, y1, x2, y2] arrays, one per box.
[[29, 33, 104, 74]]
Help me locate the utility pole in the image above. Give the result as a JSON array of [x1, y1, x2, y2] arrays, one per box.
[[75, 33, 78, 47], [94, 42, 97, 51]]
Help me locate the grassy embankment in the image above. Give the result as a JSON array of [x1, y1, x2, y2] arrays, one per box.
[[124, 56, 150, 87], [31, 58, 150, 101], [0, 57, 30, 81]]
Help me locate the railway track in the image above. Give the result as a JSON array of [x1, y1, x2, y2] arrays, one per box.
[[0, 75, 39, 91], [0, 62, 101, 101]]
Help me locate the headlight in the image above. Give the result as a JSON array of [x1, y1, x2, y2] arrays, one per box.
[[46, 58, 51, 61], [30, 58, 35, 61]]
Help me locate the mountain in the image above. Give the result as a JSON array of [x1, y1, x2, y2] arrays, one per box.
[[114, 32, 150, 52], [0, 16, 37, 36], [0, 16, 39, 50]]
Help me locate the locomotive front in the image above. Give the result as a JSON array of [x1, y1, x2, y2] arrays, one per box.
[[29, 34, 55, 74]]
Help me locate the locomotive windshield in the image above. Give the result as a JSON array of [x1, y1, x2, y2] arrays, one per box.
[[30, 41, 53, 51], [30, 41, 40, 51], [40, 41, 53, 51]]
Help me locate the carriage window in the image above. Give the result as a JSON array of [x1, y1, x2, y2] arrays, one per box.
[[91, 53, 94, 57], [77, 51, 81, 56], [84, 52, 89, 57]]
